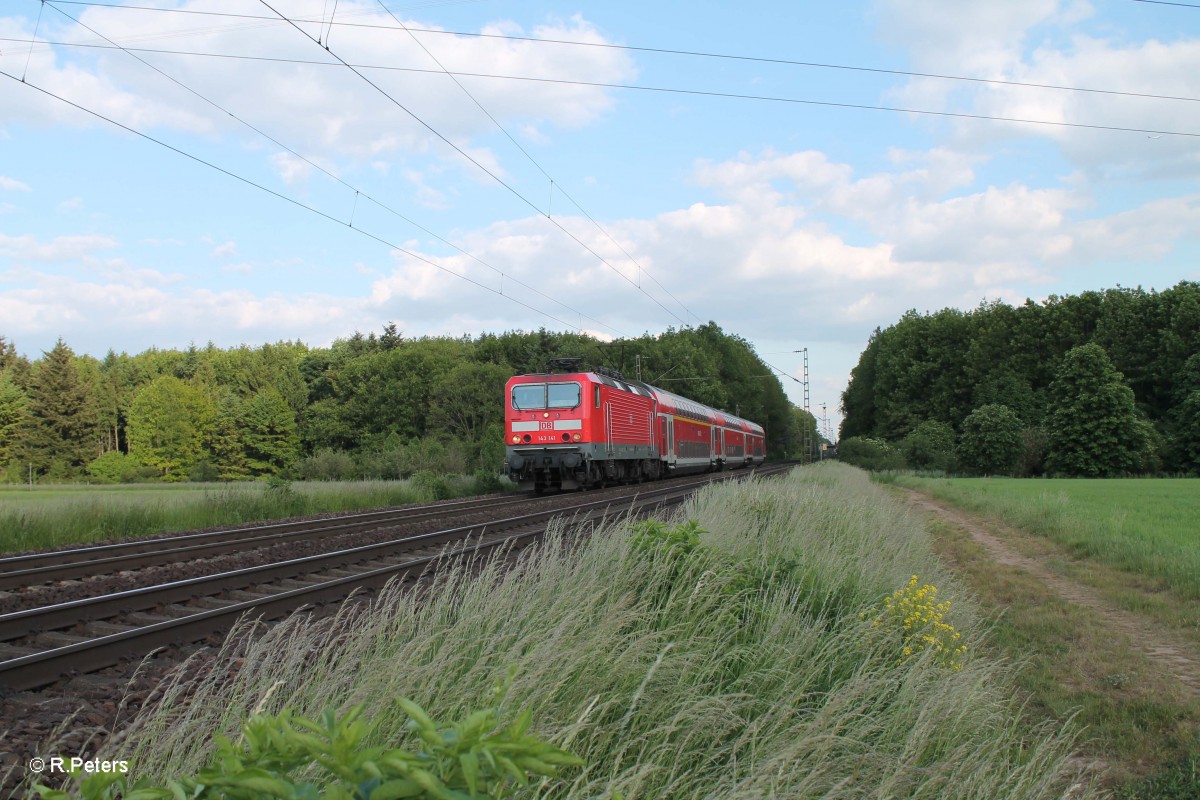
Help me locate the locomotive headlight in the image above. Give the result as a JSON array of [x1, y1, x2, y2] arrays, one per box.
[[511, 434, 520, 443], [543, 412, 549, 418], [573, 433, 581, 441]]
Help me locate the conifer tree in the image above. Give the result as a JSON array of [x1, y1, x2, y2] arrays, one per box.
[[19, 339, 98, 477], [0, 374, 26, 467], [241, 387, 300, 475], [207, 393, 249, 480]]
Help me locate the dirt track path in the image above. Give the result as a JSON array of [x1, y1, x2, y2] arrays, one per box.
[[903, 489, 1200, 700]]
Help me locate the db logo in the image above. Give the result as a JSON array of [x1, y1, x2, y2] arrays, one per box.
[[539, 421, 553, 430]]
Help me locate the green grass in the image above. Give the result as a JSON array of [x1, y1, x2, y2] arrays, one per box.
[[0, 476, 503, 555], [918, 513, 1200, 797], [888, 475, 1200, 601], [43, 463, 1091, 799]]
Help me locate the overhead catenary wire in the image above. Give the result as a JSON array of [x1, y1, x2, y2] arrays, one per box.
[[40, 0, 1200, 105], [11, 33, 1200, 140], [256, 0, 693, 329], [1132, 0, 1200, 8], [20, 0, 44, 82], [32, 0, 626, 339]]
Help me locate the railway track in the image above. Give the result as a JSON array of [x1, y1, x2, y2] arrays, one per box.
[[0, 466, 788, 693], [0, 492, 539, 591]]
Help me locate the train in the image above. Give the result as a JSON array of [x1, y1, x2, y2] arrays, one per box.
[[504, 359, 766, 493]]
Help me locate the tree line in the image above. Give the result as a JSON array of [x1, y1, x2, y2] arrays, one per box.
[[0, 323, 810, 484], [839, 281, 1200, 476]]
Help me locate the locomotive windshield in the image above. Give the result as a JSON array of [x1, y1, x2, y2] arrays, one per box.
[[511, 382, 581, 410], [547, 382, 581, 408], [512, 384, 545, 410]]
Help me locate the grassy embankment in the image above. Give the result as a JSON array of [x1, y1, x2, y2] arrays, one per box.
[[58, 464, 1088, 799], [0, 475, 500, 555], [887, 474, 1200, 798]]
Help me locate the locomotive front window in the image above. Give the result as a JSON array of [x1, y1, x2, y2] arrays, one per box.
[[547, 382, 581, 409], [512, 383, 546, 410]]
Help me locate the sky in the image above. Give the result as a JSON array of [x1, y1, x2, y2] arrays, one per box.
[[2, 0, 1200, 439]]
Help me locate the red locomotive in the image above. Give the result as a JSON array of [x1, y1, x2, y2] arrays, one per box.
[[505, 359, 765, 492]]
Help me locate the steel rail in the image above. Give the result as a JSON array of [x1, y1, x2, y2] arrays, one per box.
[[0, 468, 785, 691]]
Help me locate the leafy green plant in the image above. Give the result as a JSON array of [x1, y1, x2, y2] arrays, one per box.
[[628, 518, 703, 556], [35, 696, 581, 800]]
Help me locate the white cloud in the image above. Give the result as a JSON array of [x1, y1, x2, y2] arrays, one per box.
[[0, 233, 118, 262], [873, 0, 1200, 176], [0, 176, 30, 192], [0, 2, 636, 183], [271, 151, 316, 188], [57, 197, 83, 213], [0, 270, 362, 350], [351, 145, 1200, 344], [211, 240, 238, 258]]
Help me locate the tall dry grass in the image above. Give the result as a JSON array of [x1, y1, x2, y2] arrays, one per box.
[[88, 463, 1092, 798]]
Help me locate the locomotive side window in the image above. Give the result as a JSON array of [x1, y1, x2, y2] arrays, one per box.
[[594, 385, 601, 408], [547, 382, 581, 409], [512, 383, 546, 410]]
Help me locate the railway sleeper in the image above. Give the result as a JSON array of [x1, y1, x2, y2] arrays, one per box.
[[34, 631, 91, 649], [322, 568, 362, 579], [246, 584, 298, 596], [191, 596, 244, 610], [164, 603, 206, 618], [82, 621, 138, 637], [278, 577, 332, 590], [0, 644, 39, 661], [227, 589, 274, 602], [125, 611, 174, 626]]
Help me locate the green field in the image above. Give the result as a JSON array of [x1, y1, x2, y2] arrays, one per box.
[[0, 476, 497, 554], [889, 475, 1200, 600]]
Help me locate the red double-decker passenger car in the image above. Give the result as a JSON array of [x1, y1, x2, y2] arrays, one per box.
[[504, 362, 765, 492]]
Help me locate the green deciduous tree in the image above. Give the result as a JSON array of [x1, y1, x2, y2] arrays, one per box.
[[1174, 391, 1200, 474], [1044, 343, 1154, 477], [429, 362, 510, 442], [957, 404, 1024, 476], [127, 376, 216, 479]]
